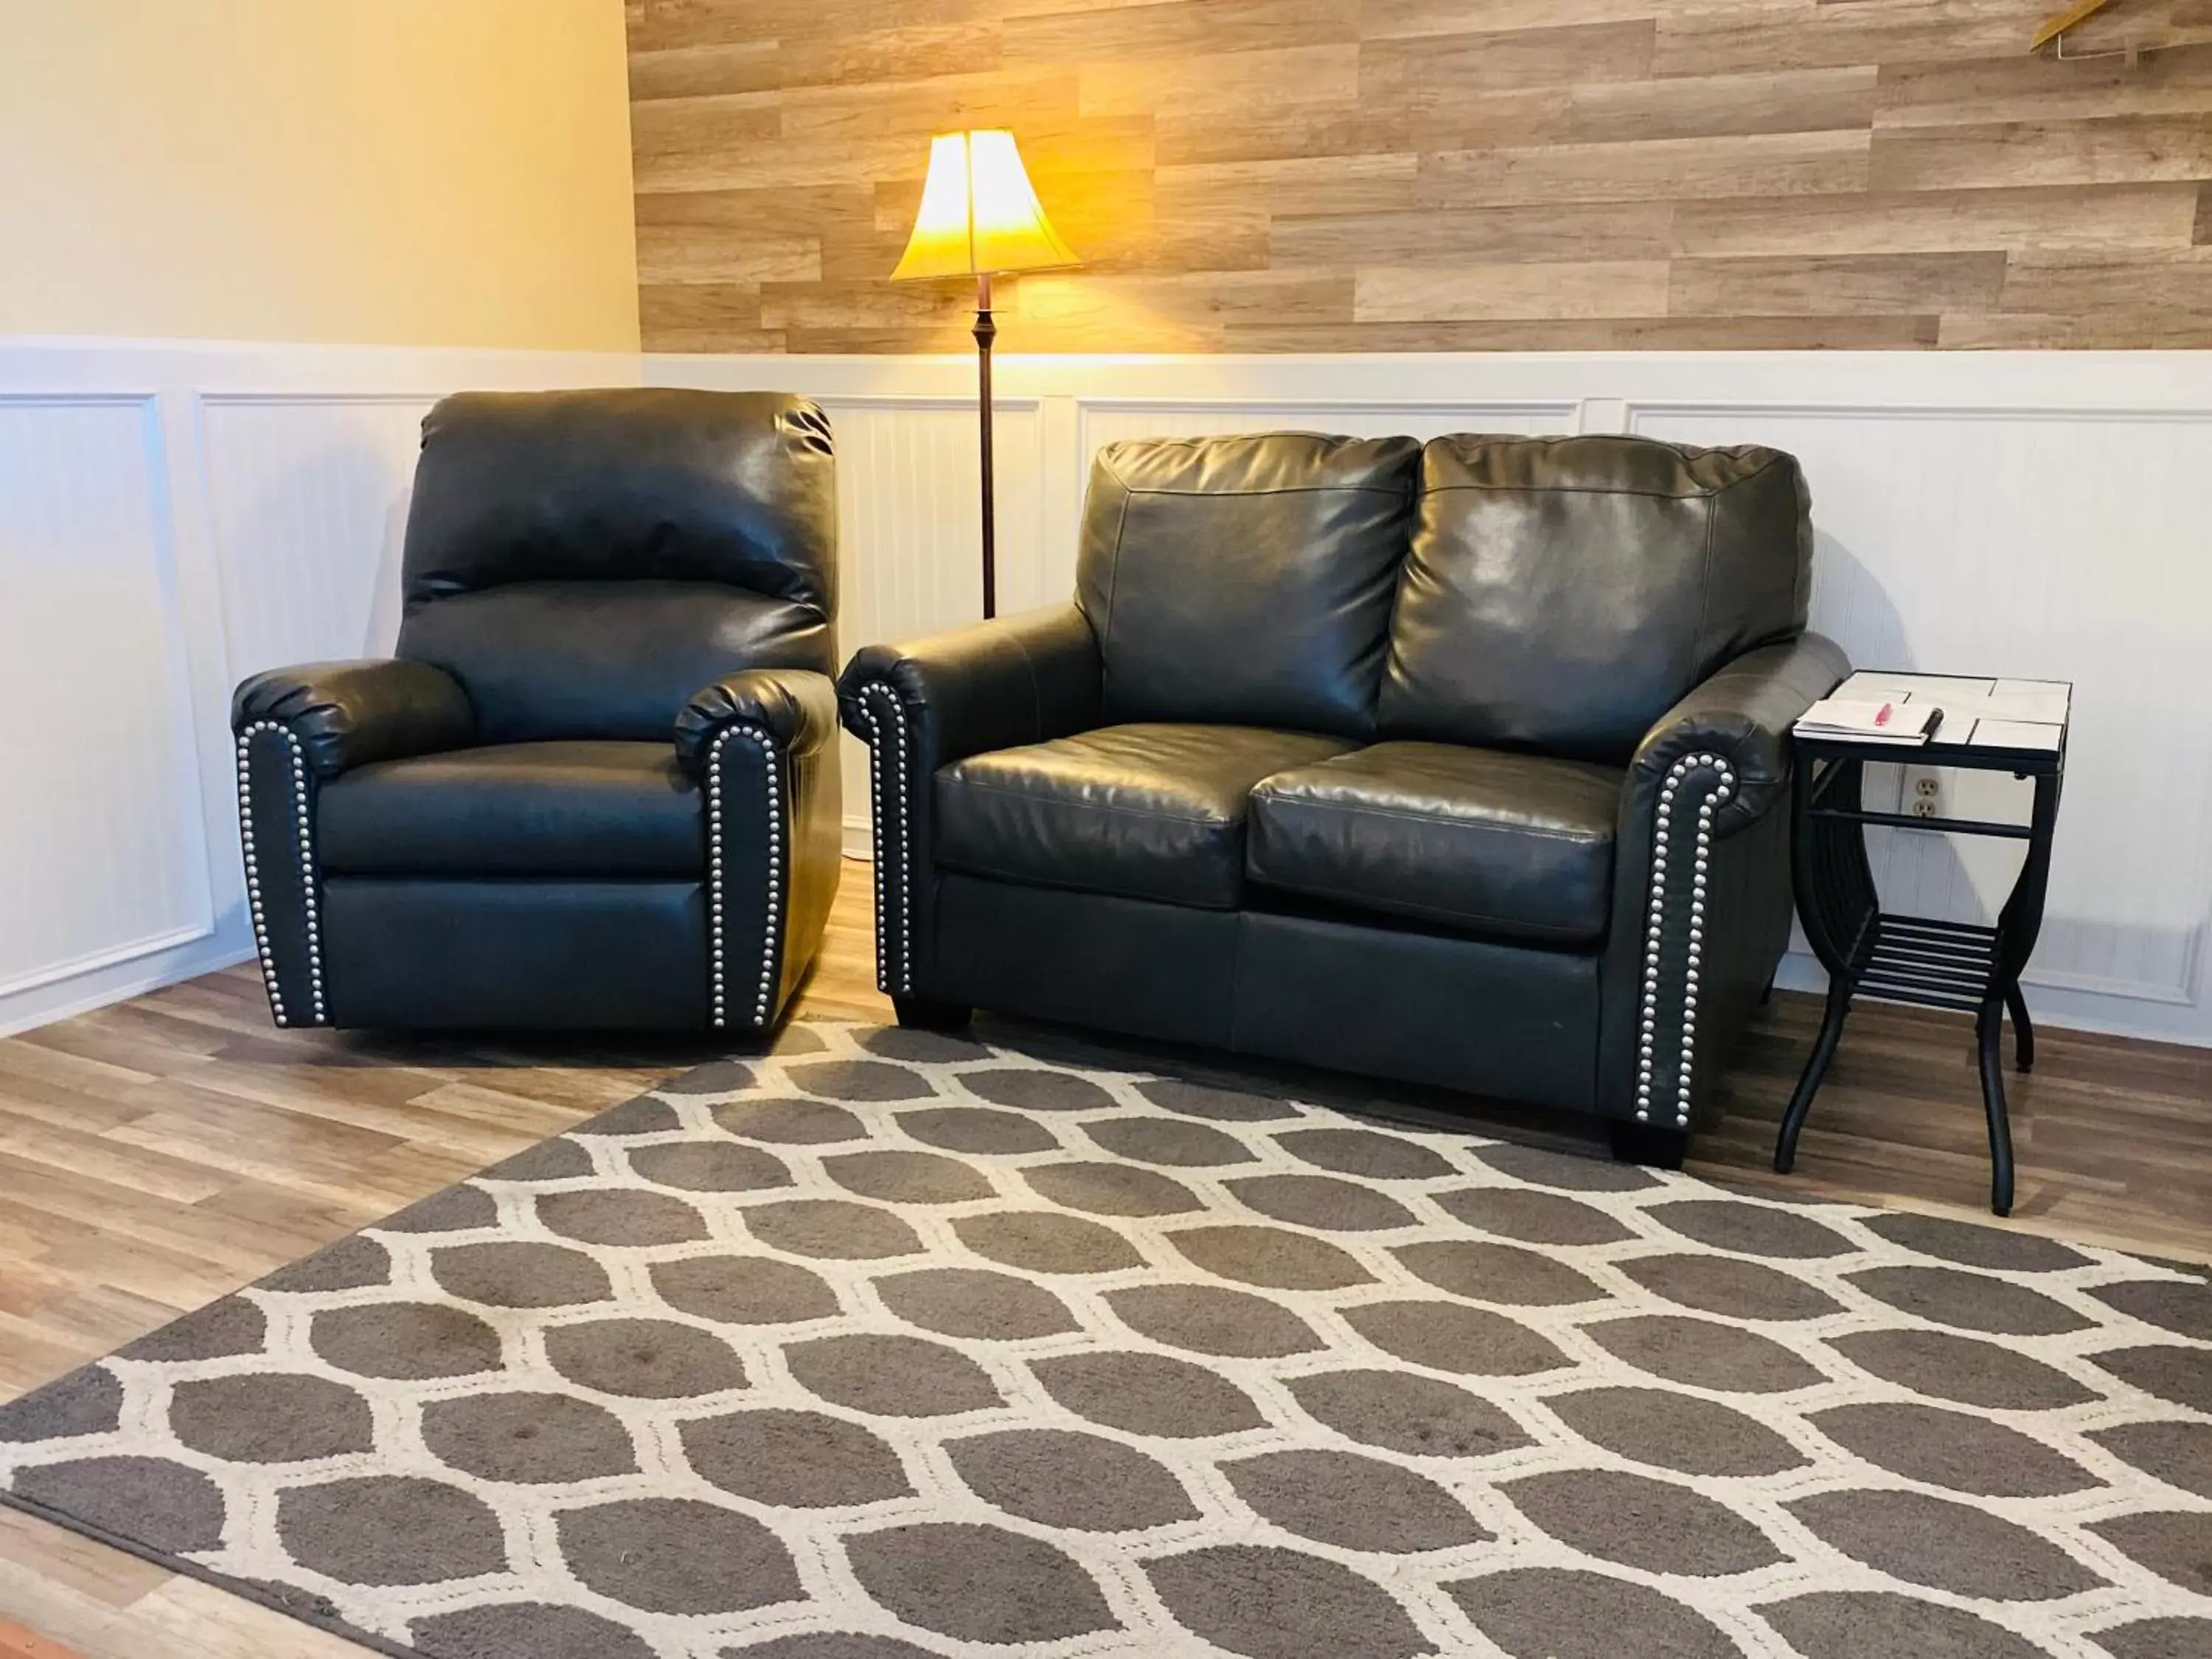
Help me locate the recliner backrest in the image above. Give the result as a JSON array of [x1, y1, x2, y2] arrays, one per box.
[[1074, 432, 1422, 739], [1381, 434, 1812, 763], [395, 388, 836, 743]]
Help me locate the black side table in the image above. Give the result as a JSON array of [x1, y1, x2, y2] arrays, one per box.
[[1775, 673, 2070, 1216]]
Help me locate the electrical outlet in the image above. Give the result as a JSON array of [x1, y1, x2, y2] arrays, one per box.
[[1905, 768, 1941, 820]]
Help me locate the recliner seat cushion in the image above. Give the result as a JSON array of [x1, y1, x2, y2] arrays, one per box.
[[1247, 741, 1624, 943], [1382, 435, 1812, 762], [1075, 433, 1421, 739], [318, 741, 703, 877], [934, 723, 1354, 909]]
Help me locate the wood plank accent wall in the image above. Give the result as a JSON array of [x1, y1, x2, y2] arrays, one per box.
[[625, 0, 2212, 352]]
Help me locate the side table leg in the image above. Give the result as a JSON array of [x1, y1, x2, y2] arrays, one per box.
[[2003, 980, 2035, 1072], [1775, 977, 1852, 1175], [1976, 998, 2017, 1217]]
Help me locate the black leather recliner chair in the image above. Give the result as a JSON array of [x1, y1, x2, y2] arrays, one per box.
[[840, 433, 1846, 1160], [232, 389, 841, 1032]]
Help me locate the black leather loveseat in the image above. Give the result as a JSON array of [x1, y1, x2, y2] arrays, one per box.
[[841, 433, 1846, 1159], [231, 389, 842, 1032]]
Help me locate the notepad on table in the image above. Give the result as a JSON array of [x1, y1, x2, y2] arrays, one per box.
[[1795, 697, 1944, 745]]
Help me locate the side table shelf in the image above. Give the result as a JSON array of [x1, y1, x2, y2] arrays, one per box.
[[1773, 673, 2069, 1217]]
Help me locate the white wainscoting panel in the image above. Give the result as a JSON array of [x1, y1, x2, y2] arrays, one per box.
[[1630, 403, 2212, 1020], [1076, 397, 1578, 451], [201, 394, 440, 678], [4, 340, 2208, 1049], [0, 339, 638, 1034], [819, 396, 1044, 849], [0, 394, 212, 1006]]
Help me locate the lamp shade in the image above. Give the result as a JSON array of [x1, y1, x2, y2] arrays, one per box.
[[891, 130, 1078, 281]]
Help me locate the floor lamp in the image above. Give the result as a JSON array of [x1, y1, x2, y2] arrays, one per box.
[[891, 130, 1078, 620]]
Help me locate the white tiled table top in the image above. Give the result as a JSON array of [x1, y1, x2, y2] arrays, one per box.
[[1821, 671, 2071, 755]]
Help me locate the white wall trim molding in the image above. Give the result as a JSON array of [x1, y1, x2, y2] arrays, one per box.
[[195, 390, 463, 408], [0, 945, 258, 1044], [2032, 964, 2199, 1008], [1624, 399, 2212, 425], [0, 389, 161, 408], [137, 383, 224, 978], [1067, 394, 1584, 418], [647, 347, 2212, 413], [0, 921, 217, 1004], [813, 393, 1043, 411]]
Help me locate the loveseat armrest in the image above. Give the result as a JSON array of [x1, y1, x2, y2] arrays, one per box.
[[836, 604, 1102, 1001], [1627, 633, 1851, 835], [230, 658, 474, 778], [1598, 633, 1848, 1140], [675, 667, 841, 773], [836, 602, 1102, 771]]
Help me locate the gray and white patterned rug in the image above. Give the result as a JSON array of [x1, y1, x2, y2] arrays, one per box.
[[0, 1016, 2207, 1659]]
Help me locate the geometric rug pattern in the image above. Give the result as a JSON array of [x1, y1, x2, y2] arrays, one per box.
[[1, 1016, 2206, 1659]]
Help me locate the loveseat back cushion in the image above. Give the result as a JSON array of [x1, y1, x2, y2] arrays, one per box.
[[395, 389, 837, 739], [1075, 433, 1422, 740], [1381, 435, 1812, 763]]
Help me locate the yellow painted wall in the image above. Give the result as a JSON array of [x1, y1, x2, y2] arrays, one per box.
[[0, 0, 639, 349]]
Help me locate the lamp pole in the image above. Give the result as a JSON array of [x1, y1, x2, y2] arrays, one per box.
[[973, 269, 997, 619], [891, 130, 1074, 622]]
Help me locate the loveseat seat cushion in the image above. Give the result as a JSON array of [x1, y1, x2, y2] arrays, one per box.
[[318, 740, 703, 877], [1075, 433, 1421, 739], [933, 724, 1354, 909], [1382, 435, 1812, 764], [1247, 741, 1624, 943]]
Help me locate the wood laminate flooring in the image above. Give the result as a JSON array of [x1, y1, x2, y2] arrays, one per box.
[[0, 866, 2205, 1658]]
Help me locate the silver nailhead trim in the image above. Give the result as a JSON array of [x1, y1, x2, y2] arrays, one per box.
[[857, 684, 913, 994], [1636, 751, 1736, 1132], [707, 725, 785, 1029], [234, 720, 324, 1026]]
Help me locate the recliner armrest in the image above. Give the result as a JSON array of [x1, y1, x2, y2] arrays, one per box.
[[1626, 633, 1849, 835], [675, 667, 841, 773], [836, 602, 1102, 768], [231, 658, 474, 778]]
